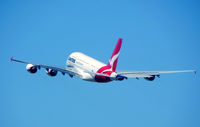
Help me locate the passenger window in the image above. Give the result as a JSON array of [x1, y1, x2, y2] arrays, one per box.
[[68, 57, 76, 63]]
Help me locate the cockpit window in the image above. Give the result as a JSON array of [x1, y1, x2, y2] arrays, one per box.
[[68, 57, 76, 63]]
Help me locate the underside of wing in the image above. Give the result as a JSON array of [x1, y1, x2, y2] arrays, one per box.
[[117, 71, 159, 78], [11, 57, 80, 77], [117, 70, 196, 78], [38, 64, 81, 77]]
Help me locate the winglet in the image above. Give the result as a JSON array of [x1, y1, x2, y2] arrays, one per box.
[[10, 57, 13, 62]]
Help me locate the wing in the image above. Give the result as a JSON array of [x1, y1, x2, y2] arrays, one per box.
[[117, 70, 196, 78], [10, 57, 81, 77]]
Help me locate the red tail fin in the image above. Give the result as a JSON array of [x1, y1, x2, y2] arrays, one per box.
[[108, 38, 122, 72]]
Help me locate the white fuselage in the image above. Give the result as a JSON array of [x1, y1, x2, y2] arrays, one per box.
[[66, 52, 115, 82]]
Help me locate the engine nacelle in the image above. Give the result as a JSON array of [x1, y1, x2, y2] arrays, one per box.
[[144, 75, 155, 81], [46, 69, 57, 76], [26, 64, 37, 73], [116, 75, 128, 81]]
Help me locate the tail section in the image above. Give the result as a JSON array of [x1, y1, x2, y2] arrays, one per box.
[[107, 38, 122, 72]]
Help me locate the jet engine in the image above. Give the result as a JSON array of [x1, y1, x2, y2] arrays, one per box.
[[46, 69, 57, 76], [144, 75, 155, 81], [116, 75, 128, 81], [26, 64, 37, 73]]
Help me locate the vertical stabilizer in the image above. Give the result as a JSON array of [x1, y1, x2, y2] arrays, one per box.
[[108, 38, 122, 72]]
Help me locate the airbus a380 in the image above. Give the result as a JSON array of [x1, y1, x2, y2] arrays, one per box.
[[11, 38, 195, 83]]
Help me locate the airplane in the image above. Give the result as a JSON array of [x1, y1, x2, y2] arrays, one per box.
[[11, 38, 196, 83]]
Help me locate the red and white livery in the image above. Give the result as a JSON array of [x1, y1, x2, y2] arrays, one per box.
[[11, 38, 196, 83]]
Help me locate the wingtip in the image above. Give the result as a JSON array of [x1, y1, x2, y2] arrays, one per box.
[[10, 57, 13, 62]]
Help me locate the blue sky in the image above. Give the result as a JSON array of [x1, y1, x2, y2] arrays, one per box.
[[1, 0, 200, 127]]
